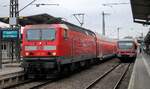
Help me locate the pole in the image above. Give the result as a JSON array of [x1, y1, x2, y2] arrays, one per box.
[[9, 0, 19, 62], [0, 43, 2, 69], [102, 11, 105, 35], [141, 28, 143, 38], [102, 11, 110, 36], [117, 27, 120, 40], [0, 29, 2, 69]]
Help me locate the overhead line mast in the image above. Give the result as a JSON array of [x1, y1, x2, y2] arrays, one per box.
[[73, 13, 85, 27], [9, 0, 19, 27]]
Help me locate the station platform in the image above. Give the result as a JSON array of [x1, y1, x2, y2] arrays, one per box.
[[2, 58, 18, 64], [0, 62, 23, 88], [0, 62, 23, 77], [128, 52, 150, 89]]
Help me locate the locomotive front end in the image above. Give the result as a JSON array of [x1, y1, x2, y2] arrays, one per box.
[[22, 25, 60, 78]]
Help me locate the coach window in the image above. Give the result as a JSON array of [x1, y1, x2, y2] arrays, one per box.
[[63, 29, 68, 39]]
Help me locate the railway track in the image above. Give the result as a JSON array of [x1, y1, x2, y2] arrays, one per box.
[[33, 58, 122, 89], [3, 79, 34, 89], [29, 80, 55, 89], [84, 63, 131, 89], [3, 59, 123, 89], [113, 63, 131, 89], [3, 79, 56, 89]]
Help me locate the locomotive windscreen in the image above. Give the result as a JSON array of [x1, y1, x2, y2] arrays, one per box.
[[27, 28, 56, 40], [118, 41, 134, 49]]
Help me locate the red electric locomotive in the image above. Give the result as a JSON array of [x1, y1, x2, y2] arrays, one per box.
[[22, 23, 97, 78]]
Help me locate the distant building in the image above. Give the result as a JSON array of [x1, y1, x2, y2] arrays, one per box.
[[0, 22, 11, 59]]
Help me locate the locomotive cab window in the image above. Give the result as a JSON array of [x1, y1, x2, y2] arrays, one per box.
[[118, 41, 134, 49], [41, 29, 56, 41], [27, 30, 40, 40], [26, 28, 56, 41], [63, 29, 68, 39]]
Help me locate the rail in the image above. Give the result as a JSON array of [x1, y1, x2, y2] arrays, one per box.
[[84, 63, 121, 89], [113, 63, 131, 89]]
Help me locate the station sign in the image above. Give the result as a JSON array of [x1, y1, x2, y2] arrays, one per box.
[[0, 28, 19, 41]]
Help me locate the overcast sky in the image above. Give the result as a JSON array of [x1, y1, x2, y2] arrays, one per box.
[[0, 0, 149, 39]]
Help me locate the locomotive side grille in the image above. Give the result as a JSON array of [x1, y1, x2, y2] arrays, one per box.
[[25, 46, 37, 51], [43, 46, 56, 50]]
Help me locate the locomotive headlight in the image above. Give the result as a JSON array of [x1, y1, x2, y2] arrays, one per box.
[[25, 52, 29, 56], [39, 42, 42, 45], [52, 52, 56, 56]]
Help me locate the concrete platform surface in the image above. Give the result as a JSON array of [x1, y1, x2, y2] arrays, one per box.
[[0, 63, 23, 77], [2, 59, 18, 64], [128, 52, 150, 89], [0, 63, 24, 88]]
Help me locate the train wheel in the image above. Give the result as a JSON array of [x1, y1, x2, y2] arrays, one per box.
[[59, 65, 70, 76], [80, 61, 86, 67], [85, 60, 91, 68], [90, 58, 96, 65], [94, 58, 100, 65], [119, 57, 127, 63], [70, 63, 76, 72]]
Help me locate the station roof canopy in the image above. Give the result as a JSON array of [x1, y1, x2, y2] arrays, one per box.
[[131, 0, 150, 24], [0, 13, 95, 34], [0, 13, 63, 26], [144, 31, 150, 43]]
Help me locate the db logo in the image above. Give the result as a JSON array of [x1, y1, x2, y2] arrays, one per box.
[[37, 46, 43, 50]]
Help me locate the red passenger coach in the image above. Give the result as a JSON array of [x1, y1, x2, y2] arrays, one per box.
[[95, 34, 117, 60], [22, 23, 97, 78]]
